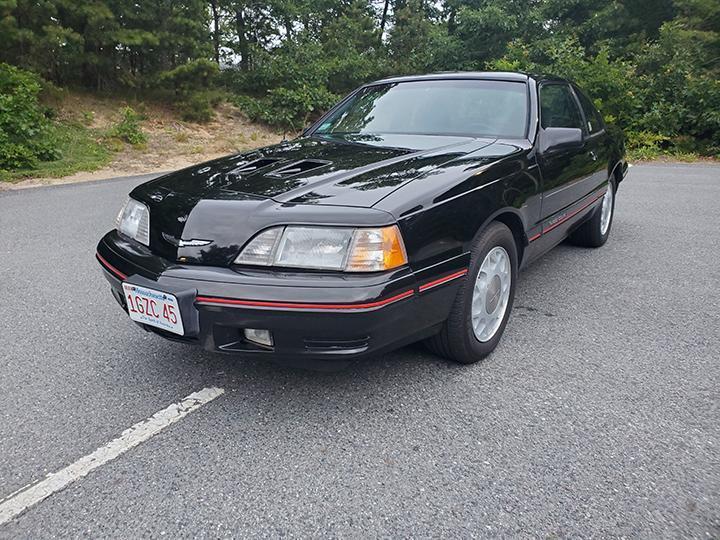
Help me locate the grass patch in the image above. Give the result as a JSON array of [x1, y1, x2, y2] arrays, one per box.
[[105, 106, 147, 146], [626, 130, 718, 162], [627, 147, 706, 162], [0, 121, 112, 183]]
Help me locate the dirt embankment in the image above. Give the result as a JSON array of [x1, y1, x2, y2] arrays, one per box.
[[7, 94, 285, 190]]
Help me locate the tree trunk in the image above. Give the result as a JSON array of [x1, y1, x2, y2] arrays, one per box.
[[447, 6, 457, 35], [285, 18, 293, 40], [380, 0, 390, 38], [210, 0, 221, 64], [236, 8, 250, 71]]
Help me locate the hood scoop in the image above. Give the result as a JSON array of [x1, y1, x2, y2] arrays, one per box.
[[229, 158, 282, 176], [266, 159, 330, 178]]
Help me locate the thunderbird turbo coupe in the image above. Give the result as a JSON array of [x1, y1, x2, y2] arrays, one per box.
[[97, 72, 627, 368]]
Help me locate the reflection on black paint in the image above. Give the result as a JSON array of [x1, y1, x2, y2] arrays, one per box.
[[190, 243, 243, 266]]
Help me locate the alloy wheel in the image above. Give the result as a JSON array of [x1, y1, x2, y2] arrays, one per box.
[[471, 246, 511, 342]]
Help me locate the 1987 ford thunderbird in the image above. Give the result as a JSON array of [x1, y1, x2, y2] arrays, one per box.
[[97, 72, 628, 368]]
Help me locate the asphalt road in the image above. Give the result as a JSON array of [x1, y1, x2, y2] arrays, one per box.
[[0, 163, 718, 538]]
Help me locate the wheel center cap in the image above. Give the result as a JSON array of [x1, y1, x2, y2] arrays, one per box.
[[485, 275, 502, 313]]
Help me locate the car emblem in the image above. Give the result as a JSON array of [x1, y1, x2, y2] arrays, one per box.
[[178, 239, 212, 247]]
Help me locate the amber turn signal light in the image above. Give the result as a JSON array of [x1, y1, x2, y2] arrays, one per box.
[[345, 225, 408, 272]]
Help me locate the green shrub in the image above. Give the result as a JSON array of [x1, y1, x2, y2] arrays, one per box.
[[158, 60, 221, 122], [176, 90, 225, 123], [158, 59, 219, 95], [238, 86, 338, 130], [225, 35, 377, 130], [82, 111, 95, 125], [233, 85, 338, 130], [106, 106, 147, 146], [0, 63, 60, 170], [633, 23, 720, 152], [626, 131, 671, 160], [1, 121, 112, 183]]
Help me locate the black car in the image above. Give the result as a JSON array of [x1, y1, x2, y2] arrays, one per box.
[[97, 72, 628, 368]]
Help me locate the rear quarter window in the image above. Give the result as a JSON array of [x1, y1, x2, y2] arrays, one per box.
[[539, 84, 584, 130]]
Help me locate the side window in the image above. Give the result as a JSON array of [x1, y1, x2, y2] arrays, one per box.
[[539, 84, 584, 130], [574, 88, 604, 134]]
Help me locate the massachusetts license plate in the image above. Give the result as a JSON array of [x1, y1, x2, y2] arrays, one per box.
[[122, 283, 184, 335]]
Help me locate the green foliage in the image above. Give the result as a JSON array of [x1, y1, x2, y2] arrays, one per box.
[[158, 59, 221, 122], [235, 86, 338, 130], [390, 2, 455, 73], [82, 111, 95, 125], [106, 106, 147, 146], [177, 90, 225, 123], [625, 131, 673, 160], [158, 59, 219, 96], [0, 63, 60, 170], [227, 35, 373, 130], [490, 37, 639, 130], [1, 0, 719, 167], [0, 0, 212, 90], [488, 0, 720, 158], [633, 21, 720, 153], [225, 1, 387, 130], [0, 122, 112, 183], [0, 63, 111, 182]]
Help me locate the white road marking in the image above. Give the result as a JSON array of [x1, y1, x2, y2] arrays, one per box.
[[0, 386, 225, 525]]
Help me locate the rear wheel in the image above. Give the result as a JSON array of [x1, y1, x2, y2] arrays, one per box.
[[569, 179, 615, 247], [426, 221, 518, 364]]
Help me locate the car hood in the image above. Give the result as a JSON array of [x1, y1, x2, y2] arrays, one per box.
[[137, 134, 495, 205], [131, 134, 495, 264]]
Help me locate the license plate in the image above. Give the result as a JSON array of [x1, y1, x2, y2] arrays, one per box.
[[122, 283, 184, 335]]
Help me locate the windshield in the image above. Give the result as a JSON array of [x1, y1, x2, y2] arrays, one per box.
[[315, 79, 528, 139]]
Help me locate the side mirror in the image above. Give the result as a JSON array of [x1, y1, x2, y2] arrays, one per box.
[[539, 127, 583, 154]]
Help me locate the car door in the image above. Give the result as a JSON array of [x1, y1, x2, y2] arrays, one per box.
[[537, 82, 597, 220], [572, 84, 610, 191]]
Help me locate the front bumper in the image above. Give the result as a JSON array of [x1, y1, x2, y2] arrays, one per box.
[[97, 231, 469, 368]]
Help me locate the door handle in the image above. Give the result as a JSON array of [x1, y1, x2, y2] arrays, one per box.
[[589, 151, 598, 161]]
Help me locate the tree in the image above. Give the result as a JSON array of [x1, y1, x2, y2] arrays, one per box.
[[0, 0, 717, 154]]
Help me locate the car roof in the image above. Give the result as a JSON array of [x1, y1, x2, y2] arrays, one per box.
[[369, 71, 567, 85]]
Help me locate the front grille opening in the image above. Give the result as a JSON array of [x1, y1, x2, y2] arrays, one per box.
[[231, 158, 282, 175], [265, 159, 330, 178]]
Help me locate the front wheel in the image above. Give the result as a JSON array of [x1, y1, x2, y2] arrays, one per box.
[[569, 179, 615, 247], [426, 221, 518, 364]]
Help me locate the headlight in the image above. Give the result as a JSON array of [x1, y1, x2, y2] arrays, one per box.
[[234, 225, 408, 272], [115, 197, 150, 246]]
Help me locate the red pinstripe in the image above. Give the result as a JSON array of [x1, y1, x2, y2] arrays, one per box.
[[529, 189, 607, 242], [195, 289, 415, 311], [96, 253, 127, 280], [418, 269, 468, 292], [98, 249, 468, 311]]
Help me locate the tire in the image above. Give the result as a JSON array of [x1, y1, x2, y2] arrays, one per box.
[[426, 221, 518, 364], [569, 179, 616, 248]]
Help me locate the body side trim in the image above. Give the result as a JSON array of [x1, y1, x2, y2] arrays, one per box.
[[418, 269, 469, 292], [529, 188, 606, 242]]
